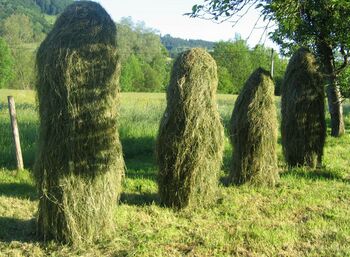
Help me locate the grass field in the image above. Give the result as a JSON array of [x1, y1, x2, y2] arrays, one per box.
[[0, 89, 350, 256]]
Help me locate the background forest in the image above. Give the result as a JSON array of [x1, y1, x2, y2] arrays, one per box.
[[0, 0, 289, 94]]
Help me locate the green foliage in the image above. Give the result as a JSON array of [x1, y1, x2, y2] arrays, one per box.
[[217, 66, 233, 93], [8, 48, 36, 90], [265, 0, 350, 58], [0, 0, 52, 35], [189, 0, 350, 78], [0, 14, 36, 44], [190, 0, 350, 135], [281, 48, 326, 168], [0, 0, 83, 90], [212, 41, 287, 94], [273, 55, 288, 95], [35, 2, 124, 244], [250, 45, 288, 95], [120, 55, 144, 92], [34, 0, 73, 15], [230, 68, 279, 186], [0, 38, 14, 88], [338, 66, 350, 98], [0, 14, 40, 89], [212, 40, 253, 94], [157, 48, 224, 209], [143, 62, 163, 92], [117, 18, 170, 92], [0, 14, 38, 89], [0, 0, 72, 33]]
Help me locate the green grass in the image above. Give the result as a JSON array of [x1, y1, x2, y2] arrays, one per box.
[[0, 89, 350, 256]]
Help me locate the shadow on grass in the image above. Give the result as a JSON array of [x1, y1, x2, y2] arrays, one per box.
[[222, 148, 231, 174], [0, 217, 37, 243], [0, 183, 37, 200], [120, 192, 159, 206], [119, 135, 159, 206], [121, 135, 158, 181], [219, 175, 231, 187], [281, 168, 349, 183], [120, 136, 155, 159], [219, 147, 232, 187]]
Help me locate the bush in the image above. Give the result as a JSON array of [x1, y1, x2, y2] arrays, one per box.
[[156, 48, 224, 209], [230, 68, 279, 186], [34, 2, 124, 244], [281, 48, 326, 168], [338, 66, 350, 98], [0, 37, 13, 88]]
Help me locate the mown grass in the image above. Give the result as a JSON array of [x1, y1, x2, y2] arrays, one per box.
[[0, 89, 349, 256]]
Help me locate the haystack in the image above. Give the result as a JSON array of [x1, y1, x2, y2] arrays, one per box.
[[281, 47, 326, 168], [34, 1, 124, 244], [230, 68, 279, 186], [156, 48, 224, 209]]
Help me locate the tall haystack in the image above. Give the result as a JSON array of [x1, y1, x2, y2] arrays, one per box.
[[34, 1, 124, 244], [156, 48, 224, 209], [281, 48, 326, 168], [230, 68, 279, 186]]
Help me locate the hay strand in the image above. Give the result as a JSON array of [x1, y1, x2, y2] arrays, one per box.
[[230, 68, 279, 186], [34, 1, 124, 244], [156, 48, 224, 209]]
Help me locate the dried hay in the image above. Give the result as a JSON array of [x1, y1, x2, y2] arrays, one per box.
[[156, 48, 224, 209], [230, 68, 279, 186], [34, 1, 124, 244], [281, 47, 326, 168]]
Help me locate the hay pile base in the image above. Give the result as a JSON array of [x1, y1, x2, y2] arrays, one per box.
[[281, 48, 326, 168], [156, 48, 224, 209], [34, 1, 124, 244], [230, 68, 279, 186]]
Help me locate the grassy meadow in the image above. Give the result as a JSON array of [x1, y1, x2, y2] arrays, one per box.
[[0, 89, 350, 256]]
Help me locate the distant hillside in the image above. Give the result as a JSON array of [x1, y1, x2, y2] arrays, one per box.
[[161, 34, 215, 58], [34, 0, 73, 15], [0, 0, 73, 33]]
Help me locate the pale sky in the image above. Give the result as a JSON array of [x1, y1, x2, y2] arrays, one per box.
[[95, 0, 277, 49]]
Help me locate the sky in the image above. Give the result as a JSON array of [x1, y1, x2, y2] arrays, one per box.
[[95, 0, 277, 49]]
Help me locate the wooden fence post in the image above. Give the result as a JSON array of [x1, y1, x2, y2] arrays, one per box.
[[270, 48, 275, 78], [8, 96, 24, 170]]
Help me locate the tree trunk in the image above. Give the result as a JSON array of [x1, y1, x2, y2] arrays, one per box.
[[318, 42, 345, 137], [326, 81, 345, 137]]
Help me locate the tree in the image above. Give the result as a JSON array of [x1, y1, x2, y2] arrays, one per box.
[[0, 0, 54, 35], [120, 54, 144, 92], [116, 17, 170, 92], [212, 40, 287, 94], [212, 40, 253, 93], [0, 37, 14, 88], [190, 0, 350, 136], [250, 44, 287, 95], [217, 66, 233, 93], [34, 0, 73, 15], [339, 66, 350, 98], [0, 14, 36, 89], [0, 14, 35, 45]]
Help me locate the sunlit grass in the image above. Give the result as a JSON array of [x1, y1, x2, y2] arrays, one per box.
[[0, 89, 349, 256]]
